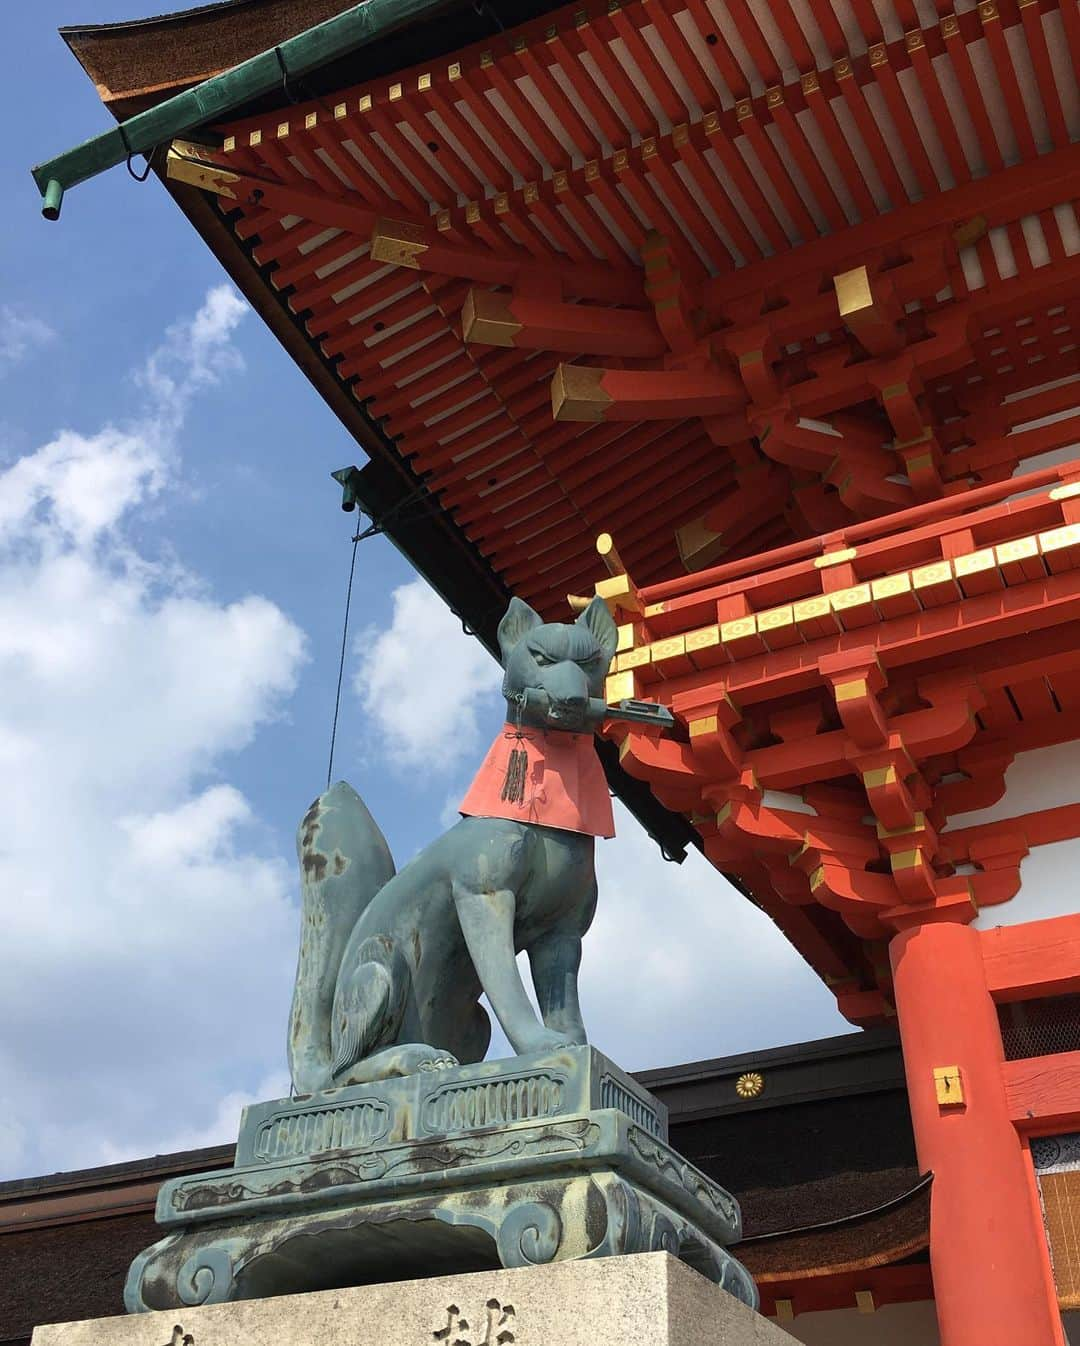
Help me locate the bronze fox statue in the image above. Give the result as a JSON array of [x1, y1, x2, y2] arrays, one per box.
[[288, 595, 618, 1092]]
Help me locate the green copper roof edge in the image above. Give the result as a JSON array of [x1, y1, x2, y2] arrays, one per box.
[[31, 0, 448, 219]]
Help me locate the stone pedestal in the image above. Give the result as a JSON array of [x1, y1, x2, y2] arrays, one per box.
[[124, 1048, 756, 1312], [35, 1253, 798, 1346]]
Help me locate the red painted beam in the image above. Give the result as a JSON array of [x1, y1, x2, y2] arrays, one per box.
[[642, 459, 1080, 607], [1004, 1052, 1080, 1134], [177, 153, 647, 307], [757, 1262, 933, 1318], [702, 139, 1080, 309], [946, 805, 1080, 871], [666, 570, 1080, 722], [983, 913, 1080, 1004], [551, 363, 744, 422], [461, 288, 666, 358]]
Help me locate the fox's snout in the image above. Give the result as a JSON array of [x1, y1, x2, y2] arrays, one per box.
[[536, 660, 590, 714]]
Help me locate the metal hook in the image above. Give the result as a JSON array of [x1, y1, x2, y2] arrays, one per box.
[[118, 125, 155, 182], [274, 45, 300, 104]]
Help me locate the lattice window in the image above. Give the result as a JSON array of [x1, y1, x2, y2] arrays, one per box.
[[998, 995, 1080, 1061], [1040, 1171, 1080, 1310]]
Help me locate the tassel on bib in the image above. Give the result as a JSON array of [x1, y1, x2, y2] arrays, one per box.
[[501, 744, 528, 803]]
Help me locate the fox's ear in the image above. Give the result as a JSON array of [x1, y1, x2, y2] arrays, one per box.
[[576, 594, 618, 661], [498, 596, 543, 663]]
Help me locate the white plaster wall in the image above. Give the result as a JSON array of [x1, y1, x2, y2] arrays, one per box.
[[948, 739, 1080, 830], [973, 834, 1080, 930], [941, 738, 1080, 931], [779, 1301, 940, 1344]]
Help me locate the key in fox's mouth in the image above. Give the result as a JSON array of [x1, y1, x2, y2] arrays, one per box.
[[517, 686, 591, 729]]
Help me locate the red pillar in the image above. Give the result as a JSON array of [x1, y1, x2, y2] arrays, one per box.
[[889, 917, 1064, 1346]]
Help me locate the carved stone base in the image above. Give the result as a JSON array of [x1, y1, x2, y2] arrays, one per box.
[[124, 1050, 756, 1313], [39, 1253, 797, 1346]]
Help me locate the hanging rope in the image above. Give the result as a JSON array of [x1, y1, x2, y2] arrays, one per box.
[[326, 517, 378, 790], [324, 485, 429, 789]]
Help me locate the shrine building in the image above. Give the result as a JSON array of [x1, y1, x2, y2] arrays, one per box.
[[25, 0, 1080, 1343]]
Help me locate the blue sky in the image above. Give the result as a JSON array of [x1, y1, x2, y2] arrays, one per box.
[[0, 3, 850, 1182]]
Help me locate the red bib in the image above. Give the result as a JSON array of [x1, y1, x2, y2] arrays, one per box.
[[459, 724, 615, 839]]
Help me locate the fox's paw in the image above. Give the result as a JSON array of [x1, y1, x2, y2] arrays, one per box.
[[418, 1054, 459, 1072], [517, 1026, 587, 1055], [332, 1041, 459, 1084], [395, 1042, 459, 1075]]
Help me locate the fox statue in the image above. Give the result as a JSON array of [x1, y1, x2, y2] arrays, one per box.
[[288, 594, 619, 1093]]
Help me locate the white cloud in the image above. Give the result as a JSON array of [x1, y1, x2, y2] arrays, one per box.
[[0, 288, 307, 1181], [138, 284, 247, 425], [0, 284, 246, 549], [353, 578, 502, 772], [99, 1070, 292, 1166], [0, 306, 55, 374], [582, 804, 849, 1069]]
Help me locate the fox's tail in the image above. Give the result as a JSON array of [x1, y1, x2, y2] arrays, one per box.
[[288, 781, 395, 1094]]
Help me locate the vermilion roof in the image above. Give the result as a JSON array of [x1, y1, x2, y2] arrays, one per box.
[[161, 0, 1080, 617], [60, 0, 1080, 994]]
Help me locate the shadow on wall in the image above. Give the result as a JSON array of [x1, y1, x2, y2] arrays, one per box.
[[783, 1301, 938, 1345], [785, 1303, 1080, 1345]]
